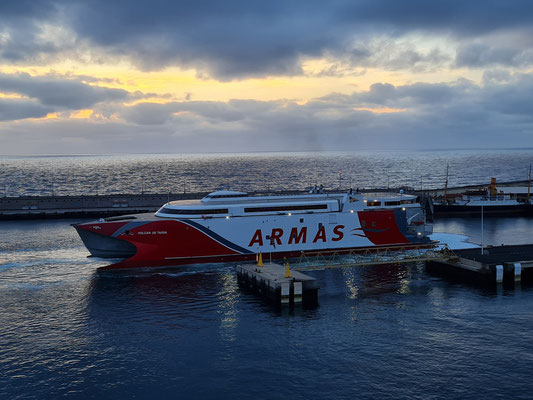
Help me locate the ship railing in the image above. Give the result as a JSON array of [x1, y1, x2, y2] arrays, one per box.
[[293, 244, 455, 271]]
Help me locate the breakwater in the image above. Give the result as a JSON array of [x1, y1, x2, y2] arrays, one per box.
[[0, 179, 529, 220], [0, 193, 206, 219], [0, 191, 304, 219]]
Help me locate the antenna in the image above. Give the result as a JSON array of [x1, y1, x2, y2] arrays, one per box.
[[527, 164, 531, 203], [444, 164, 449, 203]]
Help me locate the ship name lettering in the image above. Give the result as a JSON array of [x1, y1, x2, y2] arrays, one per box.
[[332, 225, 345, 242], [313, 226, 327, 243], [288, 227, 307, 244], [248, 225, 344, 247]]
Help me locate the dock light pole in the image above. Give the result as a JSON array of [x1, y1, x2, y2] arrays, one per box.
[[481, 204, 484, 255]]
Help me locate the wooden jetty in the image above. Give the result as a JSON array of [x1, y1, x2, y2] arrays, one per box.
[[427, 244, 533, 284], [236, 260, 319, 305]]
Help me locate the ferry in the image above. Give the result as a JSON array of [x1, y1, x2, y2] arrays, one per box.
[[73, 189, 434, 270]]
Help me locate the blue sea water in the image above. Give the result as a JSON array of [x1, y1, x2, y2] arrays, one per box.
[[2, 151, 533, 399]]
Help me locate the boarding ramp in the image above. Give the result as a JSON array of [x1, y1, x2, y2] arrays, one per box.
[[293, 245, 456, 271]]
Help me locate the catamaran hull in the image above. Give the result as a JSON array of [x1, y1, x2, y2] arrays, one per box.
[[74, 208, 431, 270]]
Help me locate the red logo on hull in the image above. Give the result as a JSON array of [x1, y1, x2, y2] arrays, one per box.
[[248, 225, 344, 247]]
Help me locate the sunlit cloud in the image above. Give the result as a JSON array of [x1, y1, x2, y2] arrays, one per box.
[[2, 0, 533, 154]]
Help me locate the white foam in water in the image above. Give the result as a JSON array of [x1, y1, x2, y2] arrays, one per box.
[[430, 233, 480, 250]]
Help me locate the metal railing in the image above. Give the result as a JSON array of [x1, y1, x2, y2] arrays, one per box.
[[293, 245, 457, 271]]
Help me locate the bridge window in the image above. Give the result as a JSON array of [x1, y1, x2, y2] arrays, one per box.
[[385, 201, 401, 206], [366, 201, 381, 207]]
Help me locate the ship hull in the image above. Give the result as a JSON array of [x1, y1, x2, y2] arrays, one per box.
[[74, 207, 431, 270], [96, 243, 435, 270], [434, 203, 532, 217]]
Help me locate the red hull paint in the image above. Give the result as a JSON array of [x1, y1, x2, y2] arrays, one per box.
[[356, 210, 409, 245], [77, 208, 429, 270], [98, 243, 435, 270]]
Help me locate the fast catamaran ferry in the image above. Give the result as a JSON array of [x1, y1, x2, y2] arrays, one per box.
[[73, 189, 434, 270]]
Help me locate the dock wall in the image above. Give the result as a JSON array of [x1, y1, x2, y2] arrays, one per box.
[[0, 193, 203, 219], [0, 190, 306, 220]]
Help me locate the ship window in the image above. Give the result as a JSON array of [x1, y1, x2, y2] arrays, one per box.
[[366, 201, 381, 207], [244, 204, 328, 213], [105, 216, 137, 221], [400, 199, 414, 204], [158, 207, 228, 215], [385, 201, 401, 206], [361, 220, 366, 227], [207, 194, 248, 199], [372, 221, 377, 227]]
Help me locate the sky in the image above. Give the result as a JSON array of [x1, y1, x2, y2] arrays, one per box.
[[1, 0, 533, 155]]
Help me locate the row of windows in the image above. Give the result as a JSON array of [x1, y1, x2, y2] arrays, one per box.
[[243, 204, 329, 213], [206, 194, 248, 199], [367, 199, 415, 207], [158, 203, 329, 215], [158, 207, 229, 215]]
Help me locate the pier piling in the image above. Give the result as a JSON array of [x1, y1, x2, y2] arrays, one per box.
[[236, 262, 318, 305], [496, 265, 504, 283]]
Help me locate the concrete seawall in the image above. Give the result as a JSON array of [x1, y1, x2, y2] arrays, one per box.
[[0, 193, 207, 220], [0, 191, 306, 220], [3, 180, 525, 220]]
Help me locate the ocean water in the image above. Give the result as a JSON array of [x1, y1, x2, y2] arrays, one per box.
[[1, 149, 533, 197], [2, 152, 533, 399]]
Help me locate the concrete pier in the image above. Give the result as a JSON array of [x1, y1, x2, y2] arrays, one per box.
[[0, 193, 205, 220], [236, 262, 319, 305], [0, 190, 307, 220], [426, 244, 533, 284]]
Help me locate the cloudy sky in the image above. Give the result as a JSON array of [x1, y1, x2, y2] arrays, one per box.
[[1, 0, 533, 154]]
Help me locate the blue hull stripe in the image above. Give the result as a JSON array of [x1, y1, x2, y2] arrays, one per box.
[[182, 219, 253, 254]]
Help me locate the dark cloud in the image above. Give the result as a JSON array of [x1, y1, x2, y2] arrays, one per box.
[[2, 1, 533, 79], [0, 99, 52, 121], [77, 72, 530, 154], [455, 41, 533, 68], [0, 1, 56, 18], [5, 70, 533, 154], [338, 1, 533, 35], [0, 72, 130, 110]]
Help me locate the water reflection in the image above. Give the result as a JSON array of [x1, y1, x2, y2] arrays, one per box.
[[217, 273, 239, 344], [434, 216, 533, 247]]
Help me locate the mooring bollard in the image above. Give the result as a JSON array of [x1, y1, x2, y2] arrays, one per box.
[[293, 282, 303, 303], [284, 260, 291, 278], [514, 263, 522, 282], [496, 265, 504, 283], [281, 282, 290, 304]]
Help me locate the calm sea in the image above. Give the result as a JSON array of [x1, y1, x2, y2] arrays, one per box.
[[1, 149, 533, 196], [2, 151, 533, 399]]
